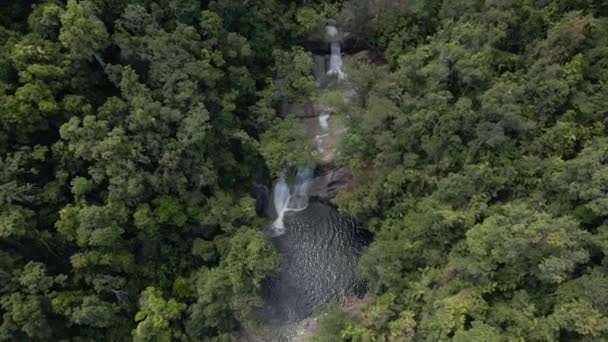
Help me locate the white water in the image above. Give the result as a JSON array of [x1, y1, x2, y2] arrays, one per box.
[[272, 167, 314, 233], [315, 133, 329, 153], [325, 25, 338, 37], [318, 111, 330, 129], [328, 42, 345, 79], [271, 25, 346, 235], [255, 21, 365, 342], [317, 111, 330, 153], [326, 25, 345, 80], [273, 178, 291, 232]]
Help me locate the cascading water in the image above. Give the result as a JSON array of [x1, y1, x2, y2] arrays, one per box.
[[248, 21, 369, 342], [272, 167, 314, 234], [272, 177, 291, 232], [291, 167, 314, 207], [326, 24, 345, 80], [313, 23, 344, 156], [318, 111, 330, 129], [271, 23, 347, 235], [315, 110, 330, 154], [325, 24, 338, 37], [328, 42, 345, 79]]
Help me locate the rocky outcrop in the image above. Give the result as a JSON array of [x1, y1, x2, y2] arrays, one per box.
[[254, 20, 357, 217], [310, 164, 352, 205], [301, 19, 368, 56], [302, 33, 366, 55], [313, 54, 326, 80], [250, 164, 273, 217]]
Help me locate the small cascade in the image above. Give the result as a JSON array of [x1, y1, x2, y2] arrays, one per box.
[[272, 177, 291, 232], [318, 111, 330, 129], [315, 110, 331, 153], [328, 42, 345, 79], [290, 167, 314, 209], [325, 24, 345, 80], [315, 133, 328, 153], [272, 167, 314, 233], [253, 19, 368, 342], [325, 25, 338, 37], [315, 23, 346, 156], [271, 22, 348, 233]]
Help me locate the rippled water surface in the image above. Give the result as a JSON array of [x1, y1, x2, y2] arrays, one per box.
[[243, 201, 370, 341]]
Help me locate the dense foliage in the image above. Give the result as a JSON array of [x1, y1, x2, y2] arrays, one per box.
[[318, 0, 608, 341], [3, 0, 608, 341], [0, 0, 323, 340]]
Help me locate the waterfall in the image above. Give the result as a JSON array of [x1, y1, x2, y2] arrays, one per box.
[[255, 20, 366, 340], [315, 133, 328, 153], [325, 25, 338, 37], [318, 111, 330, 129], [328, 42, 345, 79], [272, 167, 314, 233], [290, 167, 313, 209], [317, 24, 344, 155], [316, 110, 330, 153], [326, 24, 345, 80], [270, 22, 347, 234], [272, 177, 291, 232]]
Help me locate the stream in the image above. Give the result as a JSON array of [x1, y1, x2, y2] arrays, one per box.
[[242, 22, 369, 341]]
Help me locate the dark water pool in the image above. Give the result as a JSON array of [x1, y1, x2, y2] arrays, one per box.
[[243, 201, 370, 341]]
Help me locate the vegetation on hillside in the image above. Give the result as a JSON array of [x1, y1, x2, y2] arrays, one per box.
[[0, 0, 318, 340], [2, 0, 608, 341], [317, 1, 608, 341]]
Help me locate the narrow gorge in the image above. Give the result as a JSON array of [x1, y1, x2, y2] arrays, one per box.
[[244, 22, 371, 342]]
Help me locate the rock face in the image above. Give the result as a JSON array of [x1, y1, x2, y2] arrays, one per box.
[[313, 54, 326, 80], [310, 164, 352, 204], [301, 20, 367, 56], [254, 20, 357, 217], [305, 22, 353, 205], [250, 165, 273, 217]]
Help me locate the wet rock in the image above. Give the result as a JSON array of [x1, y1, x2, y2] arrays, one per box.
[[252, 184, 270, 217], [313, 54, 326, 80], [250, 164, 273, 217], [342, 32, 369, 54], [302, 32, 366, 55], [310, 164, 352, 204]]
